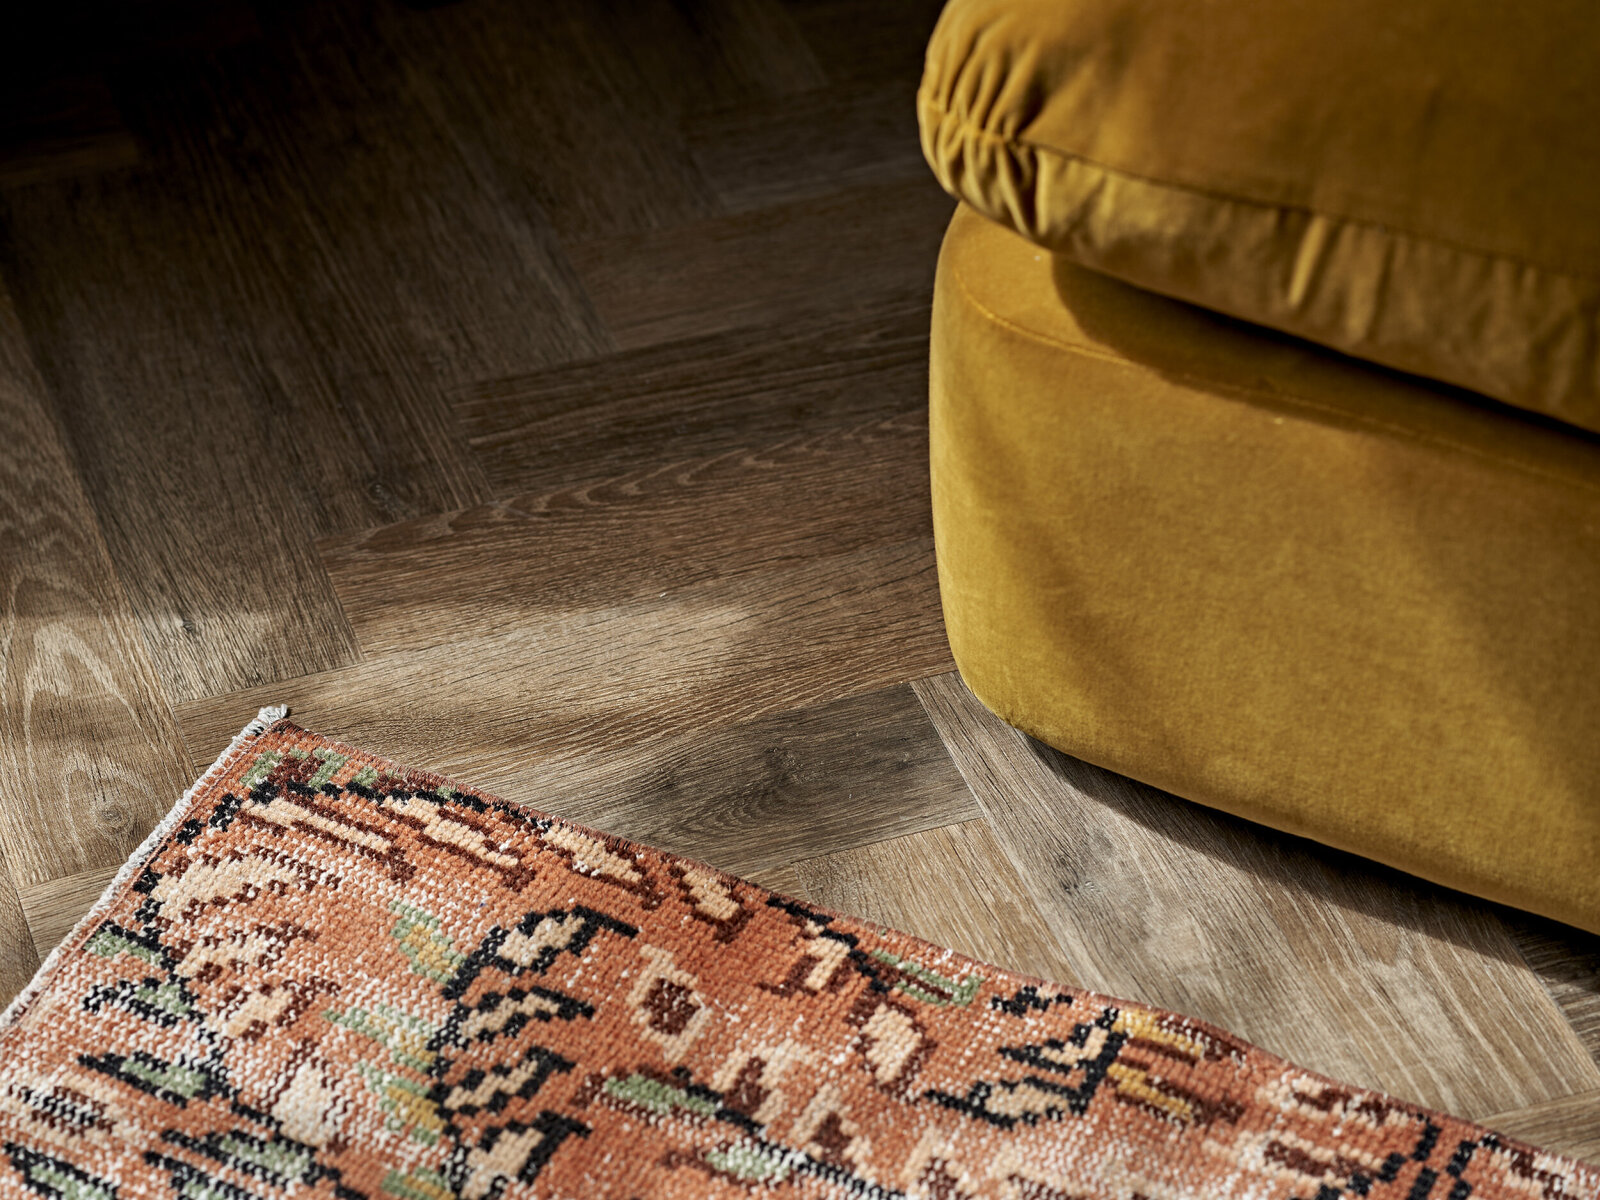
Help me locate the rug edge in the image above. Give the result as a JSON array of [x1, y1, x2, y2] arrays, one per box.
[[221, 721, 1600, 1177], [5, 713, 1597, 1180], [0, 704, 291, 1032]]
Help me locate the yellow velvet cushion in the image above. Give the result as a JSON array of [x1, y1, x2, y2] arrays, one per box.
[[918, 0, 1600, 434], [931, 204, 1600, 933]]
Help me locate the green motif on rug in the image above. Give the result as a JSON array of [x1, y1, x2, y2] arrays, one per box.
[[328, 1004, 445, 1145], [389, 901, 466, 983], [869, 948, 984, 1007]]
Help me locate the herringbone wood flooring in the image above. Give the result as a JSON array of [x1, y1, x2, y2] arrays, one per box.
[[2, 0, 1597, 1160]]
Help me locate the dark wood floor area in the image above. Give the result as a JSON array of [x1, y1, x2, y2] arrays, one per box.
[[2, 0, 1598, 1161]]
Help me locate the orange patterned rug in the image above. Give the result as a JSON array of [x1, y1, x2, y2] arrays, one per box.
[[0, 710, 1594, 1200]]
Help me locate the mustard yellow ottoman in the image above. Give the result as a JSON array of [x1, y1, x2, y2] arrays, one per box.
[[929, 203, 1600, 933], [919, 0, 1600, 932]]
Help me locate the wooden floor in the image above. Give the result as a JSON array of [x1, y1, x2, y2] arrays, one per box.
[[2, 0, 1598, 1162]]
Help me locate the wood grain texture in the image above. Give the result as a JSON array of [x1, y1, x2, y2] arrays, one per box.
[[1484, 1092, 1600, 1165], [0, 856, 39, 1007], [178, 680, 972, 883], [453, 300, 930, 494], [377, 0, 823, 242], [797, 819, 1083, 988], [0, 281, 189, 892], [323, 408, 930, 655], [1508, 916, 1600, 1069], [913, 671, 1600, 1121], [177, 538, 952, 796], [686, 82, 927, 212], [0, 0, 654, 699], [745, 864, 809, 900], [480, 684, 977, 880], [568, 179, 954, 349], [17, 866, 118, 962], [203, 1, 613, 391], [329, 270, 937, 664], [0, 176, 365, 702]]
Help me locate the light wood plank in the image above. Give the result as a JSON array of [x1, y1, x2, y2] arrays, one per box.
[[913, 671, 1600, 1120], [1484, 1091, 1600, 1166], [322, 411, 929, 656], [502, 684, 978, 879], [797, 819, 1083, 989], [452, 300, 929, 495], [178, 538, 951, 795], [568, 179, 953, 349], [180, 680, 974, 887], [745, 864, 808, 900], [1249, 853, 1600, 1123], [0, 280, 189, 891], [1509, 916, 1600, 1069], [18, 865, 118, 961], [0, 851, 40, 1007]]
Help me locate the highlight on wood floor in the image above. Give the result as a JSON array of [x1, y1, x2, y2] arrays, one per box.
[[1, 0, 1597, 1168]]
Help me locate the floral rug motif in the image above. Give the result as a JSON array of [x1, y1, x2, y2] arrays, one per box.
[[0, 711, 1593, 1199]]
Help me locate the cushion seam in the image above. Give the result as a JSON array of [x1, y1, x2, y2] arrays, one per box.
[[920, 90, 1600, 286], [945, 243, 1600, 498]]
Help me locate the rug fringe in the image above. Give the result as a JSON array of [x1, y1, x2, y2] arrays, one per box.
[[0, 705, 291, 1030], [245, 704, 290, 736]]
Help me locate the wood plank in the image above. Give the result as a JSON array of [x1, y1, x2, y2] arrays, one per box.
[[797, 819, 1083, 988], [0, 0, 655, 698], [17, 866, 118, 961], [178, 681, 971, 885], [614, 0, 826, 104], [0, 855, 40, 1008], [567, 179, 954, 349], [745, 864, 808, 900], [177, 537, 952, 795], [0, 225, 365, 700], [209, 2, 612, 392], [453, 300, 930, 494], [1249, 856, 1600, 1125], [379, 0, 821, 242], [486, 684, 978, 880], [1484, 1091, 1600, 1166], [322, 409, 930, 656], [686, 82, 928, 212], [0, 279, 190, 891], [1507, 915, 1600, 1069], [913, 671, 1600, 1121]]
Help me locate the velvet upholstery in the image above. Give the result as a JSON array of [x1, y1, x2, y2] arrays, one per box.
[[919, 0, 1600, 434], [931, 204, 1600, 933]]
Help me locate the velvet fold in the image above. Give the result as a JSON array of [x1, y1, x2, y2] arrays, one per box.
[[919, 0, 1600, 433]]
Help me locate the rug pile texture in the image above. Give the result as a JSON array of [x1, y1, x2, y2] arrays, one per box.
[[0, 712, 1593, 1199]]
